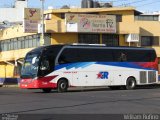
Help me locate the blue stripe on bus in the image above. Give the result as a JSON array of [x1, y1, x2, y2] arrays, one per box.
[[55, 62, 95, 70], [96, 62, 156, 71], [55, 62, 156, 71]]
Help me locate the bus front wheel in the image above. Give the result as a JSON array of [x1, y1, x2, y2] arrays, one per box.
[[126, 77, 136, 90], [57, 79, 68, 93]]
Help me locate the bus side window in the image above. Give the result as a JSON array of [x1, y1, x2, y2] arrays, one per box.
[[58, 56, 69, 64], [118, 52, 127, 62], [58, 48, 77, 64], [40, 57, 50, 71]]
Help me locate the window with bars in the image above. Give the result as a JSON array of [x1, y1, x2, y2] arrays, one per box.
[[102, 34, 119, 46], [78, 34, 100, 44], [135, 15, 159, 21], [116, 15, 122, 22], [0, 34, 42, 51], [141, 36, 159, 46], [107, 14, 122, 22]]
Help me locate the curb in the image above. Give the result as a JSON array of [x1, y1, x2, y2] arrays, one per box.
[[1, 84, 19, 88]]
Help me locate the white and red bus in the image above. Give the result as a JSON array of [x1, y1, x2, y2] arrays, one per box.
[[20, 44, 158, 93]]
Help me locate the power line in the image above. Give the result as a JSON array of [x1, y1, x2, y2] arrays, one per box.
[[136, 0, 160, 8], [116, 0, 150, 7], [112, 0, 130, 3]]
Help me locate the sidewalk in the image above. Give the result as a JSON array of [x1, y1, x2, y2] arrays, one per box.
[[1, 84, 19, 88]]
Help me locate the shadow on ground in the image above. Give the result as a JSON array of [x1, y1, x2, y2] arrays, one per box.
[[32, 84, 160, 94]]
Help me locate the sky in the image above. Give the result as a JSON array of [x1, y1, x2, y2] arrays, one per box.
[[0, 0, 160, 13]]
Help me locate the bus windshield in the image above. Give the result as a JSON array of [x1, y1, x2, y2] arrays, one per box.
[[21, 52, 40, 79]]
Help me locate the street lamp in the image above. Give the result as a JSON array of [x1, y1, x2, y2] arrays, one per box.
[[40, 0, 45, 46]]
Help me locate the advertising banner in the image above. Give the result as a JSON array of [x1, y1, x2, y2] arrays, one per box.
[[66, 14, 116, 33], [23, 20, 39, 33], [23, 8, 41, 33]]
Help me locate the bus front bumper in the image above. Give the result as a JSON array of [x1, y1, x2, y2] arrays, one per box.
[[20, 76, 58, 89]]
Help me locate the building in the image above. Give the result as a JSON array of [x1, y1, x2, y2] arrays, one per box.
[[0, 6, 160, 82], [0, 0, 27, 23], [44, 7, 160, 63]]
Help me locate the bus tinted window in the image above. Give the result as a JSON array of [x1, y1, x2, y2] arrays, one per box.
[[58, 47, 156, 64], [58, 48, 93, 63], [58, 47, 114, 63], [91, 49, 114, 62], [113, 49, 156, 62], [38, 45, 63, 76], [128, 50, 156, 62]]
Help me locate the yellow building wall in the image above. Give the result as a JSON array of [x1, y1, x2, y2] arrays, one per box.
[[0, 64, 14, 78], [51, 33, 129, 47], [6, 65, 14, 78], [0, 23, 36, 62], [0, 48, 34, 62], [45, 20, 66, 33], [0, 64, 5, 77], [136, 21, 160, 36], [51, 33, 78, 44], [51, 13, 63, 20], [0, 25, 36, 78], [121, 11, 135, 23], [118, 22, 139, 34], [135, 21, 160, 57], [119, 34, 128, 46], [100, 10, 135, 22], [1, 25, 34, 40]]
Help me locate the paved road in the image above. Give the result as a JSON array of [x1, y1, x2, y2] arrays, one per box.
[[0, 86, 160, 115]]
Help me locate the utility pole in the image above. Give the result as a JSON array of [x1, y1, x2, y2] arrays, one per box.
[[40, 0, 45, 46]]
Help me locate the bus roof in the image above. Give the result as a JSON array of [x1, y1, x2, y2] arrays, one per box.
[[28, 44, 155, 54]]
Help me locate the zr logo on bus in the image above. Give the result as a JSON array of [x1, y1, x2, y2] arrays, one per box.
[[97, 72, 109, 79]]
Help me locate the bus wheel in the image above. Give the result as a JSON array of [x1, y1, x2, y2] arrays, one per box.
[[42, 88, 52, 93], [126, 77, 136, 90], [57, 79, 68, 93]]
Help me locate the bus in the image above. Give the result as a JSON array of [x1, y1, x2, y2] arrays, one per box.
[[20, 44, 158, 93]]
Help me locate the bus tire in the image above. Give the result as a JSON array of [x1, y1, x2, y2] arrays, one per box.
[[42, 88, 52, 93], [126, 77, 136, 90], [57, 79, 68, 93]]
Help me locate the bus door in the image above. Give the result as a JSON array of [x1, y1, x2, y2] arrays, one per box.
[[110, 71, 123, 85], [72, 71, 80, 86]]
